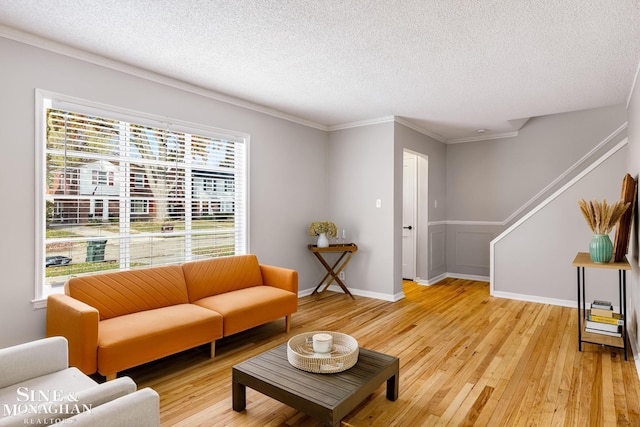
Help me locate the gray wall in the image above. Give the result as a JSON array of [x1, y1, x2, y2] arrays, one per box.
[[493, 144, 627, 304], [0, 36, 328, 347], [1, 32, 636, 350], [625, 66, 640, 354], [445, 105, 629, 278], [394, 123, 447, 282], [327, 123, 397, 299], [447, 105, 627, 221]]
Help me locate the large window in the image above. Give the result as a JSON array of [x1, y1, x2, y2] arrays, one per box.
[[35, 91, 248, 301]]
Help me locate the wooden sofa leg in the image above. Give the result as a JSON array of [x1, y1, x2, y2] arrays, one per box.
[[285, 315, 291, 333], [105, 373, 117, 381], [210, 341, 216, 358]]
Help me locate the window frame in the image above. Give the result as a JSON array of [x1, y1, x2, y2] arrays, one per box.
[[34, 89, 250, 306]]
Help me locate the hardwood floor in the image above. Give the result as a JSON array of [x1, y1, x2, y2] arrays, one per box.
[[121, 279, 640, 426]]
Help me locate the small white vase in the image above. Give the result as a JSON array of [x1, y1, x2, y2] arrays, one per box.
[[317, 232, 329, 248]]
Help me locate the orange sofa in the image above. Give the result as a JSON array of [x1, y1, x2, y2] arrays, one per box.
[[46, 255, 298, 380]]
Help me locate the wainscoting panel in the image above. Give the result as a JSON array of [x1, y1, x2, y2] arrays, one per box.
[[455, 231, 495, 268], [429, 230, 445, 271], [445, 224, 503, 278]]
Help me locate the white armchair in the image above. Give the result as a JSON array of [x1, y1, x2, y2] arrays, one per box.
[[0, 336, 159, 426]]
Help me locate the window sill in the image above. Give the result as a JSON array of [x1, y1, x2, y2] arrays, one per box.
[[32, 284, 65, 310]]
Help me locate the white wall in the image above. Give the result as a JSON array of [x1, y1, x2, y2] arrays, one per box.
[[0, 36, 329, 347]]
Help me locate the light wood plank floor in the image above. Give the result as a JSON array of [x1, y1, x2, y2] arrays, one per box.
[[119, 279, 640, 426]]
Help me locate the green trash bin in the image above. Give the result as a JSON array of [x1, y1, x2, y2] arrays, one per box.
[[86, 240, 107, 262]]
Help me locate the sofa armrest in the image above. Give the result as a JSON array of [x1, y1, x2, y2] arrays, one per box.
[[46, 294, 99, 375], [0, 377, 138, 427], [260, 264, 298, 294], [0, 337, 68, 389], [61, 388, 160, 427], [69, 376, 137, 407]]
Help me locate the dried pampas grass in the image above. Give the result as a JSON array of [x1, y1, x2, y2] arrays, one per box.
[[578, 198, 630, 235]]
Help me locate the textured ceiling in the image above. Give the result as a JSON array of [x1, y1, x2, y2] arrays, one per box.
[[1, 0, 639, 141]]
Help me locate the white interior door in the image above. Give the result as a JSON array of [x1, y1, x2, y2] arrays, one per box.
[[402, 154, 417, 280]]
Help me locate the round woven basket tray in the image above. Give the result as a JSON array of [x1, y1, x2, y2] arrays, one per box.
[[287, 331, 359, 374]]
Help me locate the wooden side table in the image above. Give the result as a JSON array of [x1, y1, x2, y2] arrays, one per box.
[[308, 243, 358, 299], [572, 252, 630, 360]]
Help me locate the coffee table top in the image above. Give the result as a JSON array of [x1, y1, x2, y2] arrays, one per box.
[[233, 343, 399, 421]]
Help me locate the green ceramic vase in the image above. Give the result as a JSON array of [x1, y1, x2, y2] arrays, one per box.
[[589, 234, 613, 263]]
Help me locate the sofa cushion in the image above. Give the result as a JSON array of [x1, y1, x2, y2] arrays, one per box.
[[97, 304, 223, 376], [65, 265, 190, 320], [193, 286, 298, 336], [182, 255, 264, 302]]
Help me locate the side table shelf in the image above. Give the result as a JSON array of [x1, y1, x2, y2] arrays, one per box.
[[572, 252, 630, 360]]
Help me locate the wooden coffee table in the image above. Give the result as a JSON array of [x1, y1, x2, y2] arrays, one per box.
[[232, 343, 399, 427]]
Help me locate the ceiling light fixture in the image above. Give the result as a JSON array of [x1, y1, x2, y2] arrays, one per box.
[[476, 129, 487, 134]]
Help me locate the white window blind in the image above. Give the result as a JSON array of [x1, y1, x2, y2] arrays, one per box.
[[36, 92, 247, 297]]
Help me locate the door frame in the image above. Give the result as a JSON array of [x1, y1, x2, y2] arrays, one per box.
[[402, 149, 428, 282]]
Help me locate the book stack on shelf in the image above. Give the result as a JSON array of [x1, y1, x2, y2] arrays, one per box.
[[586, 300, 623, 337]]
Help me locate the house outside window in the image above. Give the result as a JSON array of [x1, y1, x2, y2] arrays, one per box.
[[36, 90, 248, 301], [131, 199, 149, 214], [133, 172, 145, 188]]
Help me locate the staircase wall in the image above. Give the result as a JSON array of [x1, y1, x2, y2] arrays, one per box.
[[491, 140, 628, 306]]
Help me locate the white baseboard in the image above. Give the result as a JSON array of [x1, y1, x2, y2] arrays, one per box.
[[301, 272, 490, 298], [298, 285, 403, 302], [338, 285, 403, 301], [628, 329, 640, 380], [446, 273, 490, 282], [491, 290, 576, 308], [417, 272, 490, 286], [298, 288, 316, 298], [416, 273, 446, 285], [491, 291, 628, 315]]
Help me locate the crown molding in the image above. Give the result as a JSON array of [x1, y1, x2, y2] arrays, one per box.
[[393, 117, 447, 143], [0, 25, 330, 132], [329, 116, 449, 143], [327, 116, 396, 131], [0, 27, 469, 140], [329, 115, 522, 145], [393, 116, 521, 144], [1, 24, 582, 143], [446, 131, 519, 144]]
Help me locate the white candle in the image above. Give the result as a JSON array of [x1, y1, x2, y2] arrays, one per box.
[[312, 333, 333, 353]]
